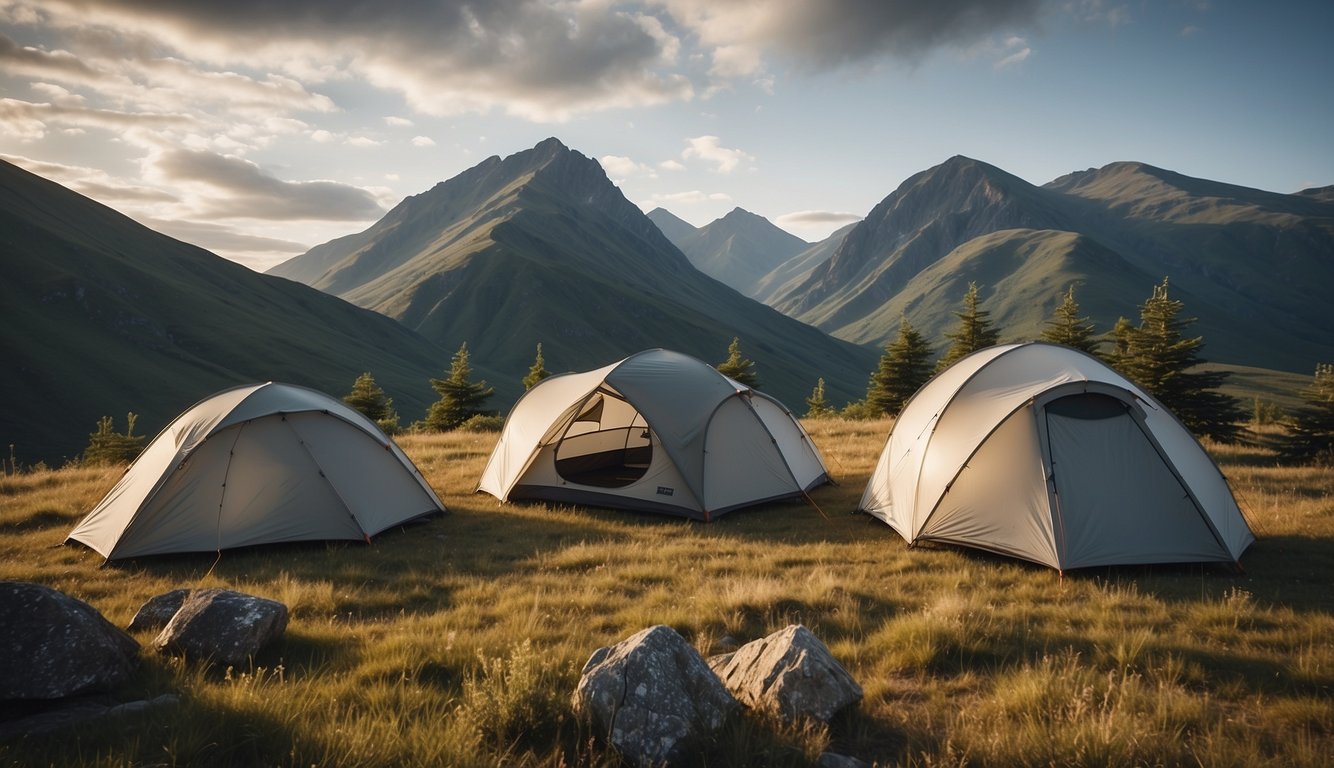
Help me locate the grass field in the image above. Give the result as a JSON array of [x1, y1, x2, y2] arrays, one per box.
[[1, 418, 1331, 767]]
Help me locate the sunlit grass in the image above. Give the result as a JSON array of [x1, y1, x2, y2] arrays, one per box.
[[2, 419, 1331, 766]]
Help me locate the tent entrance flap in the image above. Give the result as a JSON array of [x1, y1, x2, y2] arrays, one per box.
[[554, 389, 653, 488]]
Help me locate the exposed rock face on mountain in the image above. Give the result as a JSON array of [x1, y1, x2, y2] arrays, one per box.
[[0, 160, 450, 464], [771, 156, 1334, 372], [270, 139, 874, 407], [646, 207, 699, 244], [650, 207, 810, 298]]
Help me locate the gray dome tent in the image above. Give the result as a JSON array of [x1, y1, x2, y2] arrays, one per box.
[[67, 382, 445, 560], [859, 343, 1254, 571], [478, 349, 829, 520]]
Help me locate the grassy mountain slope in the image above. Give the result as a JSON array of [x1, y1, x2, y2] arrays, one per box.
[[268, 139, 876, 408], [0, 159, 458, 464], [772, 156, 1334, 374], [752, 222, 857, 305]]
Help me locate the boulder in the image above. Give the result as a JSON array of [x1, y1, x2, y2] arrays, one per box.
[[708, 624, 862, 723], [153, 588, 287, 668], [571, 625, 738, 767], [127, 589, 190, 633], [0, 581, 139, 700]]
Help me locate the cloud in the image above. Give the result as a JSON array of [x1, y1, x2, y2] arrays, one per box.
[[658, 159, 686, 172], [600, 154, 654, 180], [151, 148, 385, 221], [654, 0, 1044, 75], [652, 189, 732, 205], [994, 45, 1032, 69], [384, 116, 413, 127], [1, 152, 178, 205], [19, 0, 694, 122], [682, 135, 754, 174], [411, 135, 436, 147], [775, 210, 861, 227]]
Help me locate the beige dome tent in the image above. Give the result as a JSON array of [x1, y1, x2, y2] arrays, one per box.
[[67, 382, 445, 560], [478, 349, 828, 520], [860, 342, 1254, 571]]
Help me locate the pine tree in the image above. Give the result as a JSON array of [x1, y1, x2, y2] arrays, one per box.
[[1041, 284, 1101, 354], [804, 378, 834, 418], [716, 336, 759, 388], [343, 372, 399, 434], [523, 343, 551, 390], [1278, 363, 1334, 464], [83, 412, 146, 465], [424, 343, 496, 432], [1111, 278, 1243, 442], [867, 315, 934, 416], [1106, 315, 1136, 368], [936, 282, 1000, 371]]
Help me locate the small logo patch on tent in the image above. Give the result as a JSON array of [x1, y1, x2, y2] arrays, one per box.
[[656, 486, 674, 496]]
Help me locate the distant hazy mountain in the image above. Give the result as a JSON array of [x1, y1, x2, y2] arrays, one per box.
[[772, 156, 1334, 372], [0, 159, 456, 464], [646, 207, 698, 244], [752, 222, 857, 305], [649, 207, 810, 297], [269, 139, 874, 408]]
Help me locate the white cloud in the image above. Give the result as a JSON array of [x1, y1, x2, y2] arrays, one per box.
[[658, 159, 686, 172], [600, 154, 653, 179], [776, 210, 861, 227], [384, 115, 414, 127], [994, 45, 1032, 69], [682, 135, 754, 174], [411, 135, 436, 147], [652, 189, 732, 205], [346, 136, 380, 147]]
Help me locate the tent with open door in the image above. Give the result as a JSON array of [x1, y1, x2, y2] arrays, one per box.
[[67, 382, 446, 560], [859, 342, 1254, 570], [478, 349, 829, 520]]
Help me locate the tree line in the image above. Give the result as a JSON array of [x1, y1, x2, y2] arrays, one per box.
[[72, 277, 1333, 468]]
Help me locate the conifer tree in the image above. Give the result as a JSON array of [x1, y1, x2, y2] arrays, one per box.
[[84, 412, 146, 465], [523, 343, 551, 390], [1041, 284, 1101, 355], [1110, 278, 1243, 442], [424, 343, 495, 431], [1106, 315, 1136, 368], [716, 336, 760, 388], [343, 372, 399, 434], [867, 315, 933, 416], [804, 378, 834, 418], [1278, 363, 1334, 465], [936, 282, 1000, 371]]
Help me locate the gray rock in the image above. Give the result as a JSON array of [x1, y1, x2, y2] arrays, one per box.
[[0, 694, 180, 741], [153, 588, 287, 668], [708, 624, 862, 723], [819, 752, 870, 768], [127, 589, 191, 633], [571, 625, 738, 767], [0, 581, 139, 700]]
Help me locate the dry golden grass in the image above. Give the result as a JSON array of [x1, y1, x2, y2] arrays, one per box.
[[1, 418, 1331, 767]]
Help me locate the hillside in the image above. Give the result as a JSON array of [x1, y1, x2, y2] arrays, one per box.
[[269, 139, 875, 408], [771, 156, 1334, 373], [650, 207, 810, 297], [0, 159, 456, 464], [752, 222, 857, 304]]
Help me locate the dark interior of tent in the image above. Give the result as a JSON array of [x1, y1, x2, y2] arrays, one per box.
[[554, 389, 653, 488]]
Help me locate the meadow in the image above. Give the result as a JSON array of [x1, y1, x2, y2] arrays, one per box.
[[1, 418, 1331, 767]]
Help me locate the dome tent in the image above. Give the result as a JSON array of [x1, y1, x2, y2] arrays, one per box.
[[67, 382, 445, 560], [478, 349, 829, 520], [859, 342, 1254, 571]]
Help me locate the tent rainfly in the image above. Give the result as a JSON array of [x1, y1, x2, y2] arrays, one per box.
[[478, 349, 829, 520], [67, 382, 445, 560], [860, 342, 1255, 571]]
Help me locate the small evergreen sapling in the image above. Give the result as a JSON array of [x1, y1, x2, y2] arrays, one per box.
[[804, 378, 834, 418], [936, 282, 1000, 372], [523, 343, 551, 390], [1278, 363, 1334, 465], [716, 337, 760, 388], [84, 412, 146, 465], [344, 371, 400, 434], [425, 343, 496, 432], [1040, 284, 1101, 355]]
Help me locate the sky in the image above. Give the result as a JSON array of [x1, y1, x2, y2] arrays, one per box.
[[2, 0, 1332, 271]]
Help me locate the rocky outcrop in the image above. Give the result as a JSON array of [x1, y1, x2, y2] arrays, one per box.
[[571, 625, 738, 767], [709, 624, 862, 723], [152, 588, 287, 668], [0, 582, 139, 700]]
